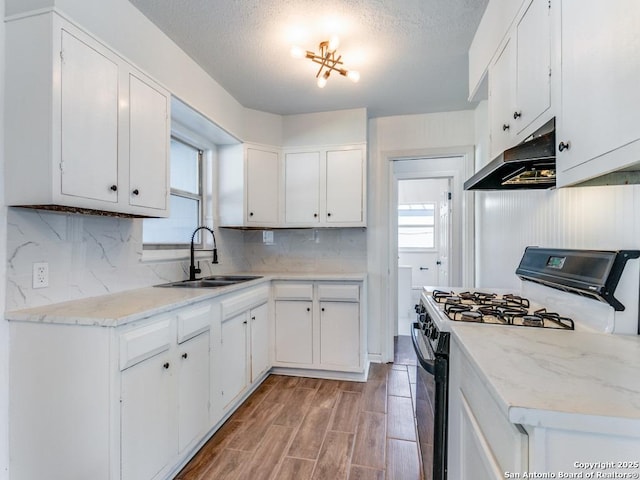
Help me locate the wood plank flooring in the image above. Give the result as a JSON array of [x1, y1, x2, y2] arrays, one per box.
[[174, 336, 423, 480]]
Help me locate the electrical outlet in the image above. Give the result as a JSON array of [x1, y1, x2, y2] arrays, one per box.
[[32, 262, 49, 289]]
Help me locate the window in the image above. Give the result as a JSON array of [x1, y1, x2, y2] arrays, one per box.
[[143, 138, 203, 248], [398, 203, 436, 249]]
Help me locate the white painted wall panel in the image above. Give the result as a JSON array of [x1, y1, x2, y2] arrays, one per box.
[[282, 108, 367, 147], [476, 186, 640, 289]]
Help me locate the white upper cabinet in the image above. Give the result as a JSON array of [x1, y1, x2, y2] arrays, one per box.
[[60, 30, 119, 203], [218, 144, 281, 227], [284, 145, 366, 227], [556, 0, 640, 186], [514, 0, 551, 135], [488, 0, 552, 159], [128, 74, 170, 211], [489, 39, 516, 158], [284, 151, 321, 224], [246, 148, 280, 224], [326, 149, 365, 224], [5, 11, 170, 217]]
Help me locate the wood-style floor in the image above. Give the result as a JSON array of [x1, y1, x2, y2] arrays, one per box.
[[174, 336, 423, 480]]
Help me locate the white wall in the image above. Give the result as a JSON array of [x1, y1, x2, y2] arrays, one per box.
[[367, 110, 476, 361], [282, 108, 367, 146], [0, 0, 8, 475]]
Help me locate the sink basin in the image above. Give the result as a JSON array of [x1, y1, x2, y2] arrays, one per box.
[[155, 275, 262, 288]]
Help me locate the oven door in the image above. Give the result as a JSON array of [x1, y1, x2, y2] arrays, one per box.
[[412, 322, 447, 480]]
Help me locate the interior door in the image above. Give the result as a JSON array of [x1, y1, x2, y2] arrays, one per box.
[[437, 188, 451, 286]]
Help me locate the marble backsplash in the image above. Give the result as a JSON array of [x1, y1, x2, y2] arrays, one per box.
[[5, 208, 247, 310], [5, 208, 367, 310]]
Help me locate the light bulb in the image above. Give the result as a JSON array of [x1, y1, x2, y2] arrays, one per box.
[[347, 70, 360, 83], [328, 36, 340, 51], [290, 46, 304, 59], [317, 76, 328, 88]]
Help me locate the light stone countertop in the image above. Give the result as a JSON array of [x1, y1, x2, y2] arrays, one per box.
[[6, 272, 367, 328], [451, 323, 640, 435]]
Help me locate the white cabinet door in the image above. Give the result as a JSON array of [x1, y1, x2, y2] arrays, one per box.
[[326, 149, 364, 224], [60, 30, 119, 203], [128, 73, 169, 211], [285, 151, 320, 224], [514, 0, 551, 135], [489, 38, 515, 158], [121, 352, 176, 480], [274, 300, 313, 364], [250, 302, 270, 382], [246, 148, 279, 224], [557, 0, 640, 181], [177, 331, 210, 453], [220, 313, 248, 407], [459, 393, 504, 480], [319, 301, 360, 368]]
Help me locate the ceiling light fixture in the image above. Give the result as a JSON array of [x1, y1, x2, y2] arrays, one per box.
[[291, 36, 360, 88]]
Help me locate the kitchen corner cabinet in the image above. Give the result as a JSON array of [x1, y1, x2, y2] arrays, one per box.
[[218, 286, 270, 410], [556, 0, 640, 186], [448, 337, 528, 479], [488, 0, 552, 159], [284, 146, 366, 227], [218, 144, 280, 227], [5, 11, 170, 217], [273, 281, 364, 372]]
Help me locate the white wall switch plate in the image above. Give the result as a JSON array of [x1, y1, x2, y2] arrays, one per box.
[[33, 262, 49, 289]]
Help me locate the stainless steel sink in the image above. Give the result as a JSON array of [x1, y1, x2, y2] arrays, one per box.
[[155, 275, 262, 288]]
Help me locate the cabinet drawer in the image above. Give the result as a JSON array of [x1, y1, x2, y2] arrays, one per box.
[[273, 283, 313, 300], [119, 319, 172, 370], [177, 303, 211, 344], [221, 286, 269, 320], [317, 284, 359, 302]]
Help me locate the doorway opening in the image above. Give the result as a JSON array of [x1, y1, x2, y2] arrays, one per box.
[[396, 177, 452, 335]]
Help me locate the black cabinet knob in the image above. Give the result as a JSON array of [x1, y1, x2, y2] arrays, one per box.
[[502, 124, 510, 131], [327, 212, 332, 217], [306, 307, 311, 312], [321, 307, 325, 312], [163, 362, 170, 369], [249, 212, 254, 217], [182, 353, 188, 359], [558, 141, 571, 152], [513, 111, 522, 119], [110, 185, 118, 192], [313, 213, 318, 218], [132, 189, 139, 196]]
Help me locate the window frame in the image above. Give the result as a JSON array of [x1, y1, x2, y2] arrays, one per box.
[[143, 136, 204, 250]]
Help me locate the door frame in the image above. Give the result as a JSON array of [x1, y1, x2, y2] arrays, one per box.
[[382, 147, 475, 362], [394, 176, 452, 336]]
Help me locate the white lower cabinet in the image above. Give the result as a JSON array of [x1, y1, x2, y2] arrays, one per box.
[[121, 349, 175, 480], [273, 281, 363, 372], [177, 331, 211, 452], [218, 286, 270, 411], [448, 336, 528, 479]]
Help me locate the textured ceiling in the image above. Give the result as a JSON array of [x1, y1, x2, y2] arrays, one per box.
[[129, 0, 488, 117]]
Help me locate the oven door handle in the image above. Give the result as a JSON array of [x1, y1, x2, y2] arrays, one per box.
[[411, 322, 436, 375]]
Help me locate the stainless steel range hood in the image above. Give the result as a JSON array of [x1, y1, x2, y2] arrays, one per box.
[[465, 118, 556, 190]]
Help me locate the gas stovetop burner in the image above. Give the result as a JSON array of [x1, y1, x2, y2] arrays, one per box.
[[430, 289, 575, 330], [522, 315, 544, 327], [460, 311, 483, 322]]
